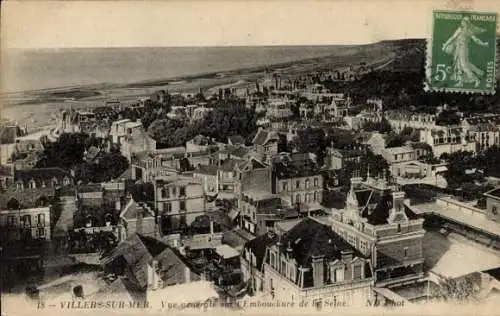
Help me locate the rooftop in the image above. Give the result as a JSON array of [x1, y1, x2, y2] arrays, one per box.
[[215, 244, 240, 259], [277, 217, 366, 266]]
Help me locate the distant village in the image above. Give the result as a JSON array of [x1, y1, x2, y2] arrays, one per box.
[[1, 65, 500, 309]]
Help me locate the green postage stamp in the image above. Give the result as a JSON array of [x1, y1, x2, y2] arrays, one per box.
[[426, 10, 498, 94]]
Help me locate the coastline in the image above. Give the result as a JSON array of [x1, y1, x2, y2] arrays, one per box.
[[1, 40, 403, 129]]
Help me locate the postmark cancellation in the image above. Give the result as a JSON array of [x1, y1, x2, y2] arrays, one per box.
[[426, 10, 498, 94]]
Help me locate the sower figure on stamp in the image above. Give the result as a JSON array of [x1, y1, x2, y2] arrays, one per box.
[[442, 16, 489, 88]]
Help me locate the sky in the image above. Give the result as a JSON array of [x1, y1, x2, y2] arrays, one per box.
[[1, 0, 500, 49]]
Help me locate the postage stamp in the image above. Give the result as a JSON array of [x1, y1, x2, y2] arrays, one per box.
[[426, 10, 498, 94]]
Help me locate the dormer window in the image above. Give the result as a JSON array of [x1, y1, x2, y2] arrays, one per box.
[[63, 177, 70, 186], [29, 179, 36, 189], [16, 182, 23, 190]]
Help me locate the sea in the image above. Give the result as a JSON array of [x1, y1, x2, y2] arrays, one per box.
[[1, 46, 345, 93]]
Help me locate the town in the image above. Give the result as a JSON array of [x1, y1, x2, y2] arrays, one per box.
[[1, 39, 500, 310]]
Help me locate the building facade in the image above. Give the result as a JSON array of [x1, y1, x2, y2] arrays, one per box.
[[329, 177, 425, 287]]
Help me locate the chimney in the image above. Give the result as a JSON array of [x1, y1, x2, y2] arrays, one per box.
[[350, 177, 363, 190], [311, 255, 325, 287], [388, 191, 408, 223], [149, 260, 159, 291], [185, 266, 191, 283], [341, 249, 354, 262], [286, 241, 293, 258]]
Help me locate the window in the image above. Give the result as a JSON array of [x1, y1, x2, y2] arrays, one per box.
[[37, 214, 45, 226], [282, 182, 288, 192], [180, 201, 186, 211], [7, 216, 16, 227], [281, 260, 286, 275], [161, 188, 170, 199], [29, 180, 36, 189], [397, 224, 401, 233], [296, 180, 300, 189], [313, 192, 318, 201], [16, 182, 23, 190], [164, 202, 172, 213], [334, 268, 344, 282], [305, 179, 311, 189], [404, 247, 408, 258], [314, 178, 319, 187], [22, 215, 31, 228], [492, 206, 498, 215], [296, 194, 301, 203], [179, 186, 186, 197], [171, 187, 177, 196], [353, 265, 362, 279], [38, 228, 45, 239]]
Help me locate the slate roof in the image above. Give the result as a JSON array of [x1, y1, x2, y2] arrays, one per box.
[[353, 187, 418, 225], [244, 231, 278, 269], [196, 164, 218, 176], [120, 198, 155, 220], [228, 135, 246, 145], [278, 218, 366, 266], [272, 157, 321, 179], [15, 167, 69, 183], [252, 129, 279, 146], [484, 188, 500, 200], [101, 234, 170, 288]]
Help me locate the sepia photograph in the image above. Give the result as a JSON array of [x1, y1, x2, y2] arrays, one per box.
[[1, 1, 499, 315]]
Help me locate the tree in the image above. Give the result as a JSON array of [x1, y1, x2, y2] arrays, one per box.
[[385, 134, 406, 148], [441, 150, 479, 188], [361, 118, 392, 133], [36, 133, 88, 169], [436, 110, 461, 126], [289, 128, 326, 164]]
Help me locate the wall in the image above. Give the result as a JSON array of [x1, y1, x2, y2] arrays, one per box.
[[376, 237, 423, 269], [274, 175, 323, 207], [485, 196, 500, 222], [0, 206, 51, 241]]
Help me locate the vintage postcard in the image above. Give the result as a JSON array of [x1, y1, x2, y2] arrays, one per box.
[[1, 1, 500, 316]]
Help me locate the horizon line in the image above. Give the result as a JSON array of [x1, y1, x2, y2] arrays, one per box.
[[2, 38, 426, 51]]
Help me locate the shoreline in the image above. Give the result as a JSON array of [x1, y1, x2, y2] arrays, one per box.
[[1, 40, 405, 106]]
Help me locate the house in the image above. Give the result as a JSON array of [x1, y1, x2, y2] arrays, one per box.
[[14, 167, 72, 190], [252, 128, 280, 163], [228, 135, 246, 146], [261, 218, 374, 304], [329, 177, 425, 287], [419, 126, 476, 158], [241, 231, 279, 295], [466, 122, 500, 152], [101, 234, 202, 291], [154, 176, 206, 236], [325, 148, 363, 170], [0, 164, 14, 189], [120, 129, 157, 162], [193, 164, 219, 196], [381, 146, 415, 165], [186, 135, 216, 153], [271, 153, 324, 209], [119, 197, 157, 241], [386, 112, 436, 133], [131, 148, 186, 182], [238, 190, 282, 235], [0, 205, 51, 244], [484, 187, 500, 222], [217, 157, 268, 199], [390, 160, 448, 179]]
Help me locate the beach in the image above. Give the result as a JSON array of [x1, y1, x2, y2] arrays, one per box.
[[1, 43, 397, 128]]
